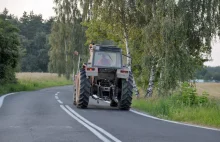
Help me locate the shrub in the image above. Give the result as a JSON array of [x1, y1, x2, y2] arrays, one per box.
[[175, 82, 209, 107]]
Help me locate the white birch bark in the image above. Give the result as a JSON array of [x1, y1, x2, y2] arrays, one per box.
[[124, 32, 139, 97], [145, 63, 156, 98]]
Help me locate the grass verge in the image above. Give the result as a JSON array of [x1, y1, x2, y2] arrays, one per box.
[[0, 72, 72, 96], [132, 83, 220, 128]]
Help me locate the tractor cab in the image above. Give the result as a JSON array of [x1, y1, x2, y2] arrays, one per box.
[[87, 45, 123, 69]]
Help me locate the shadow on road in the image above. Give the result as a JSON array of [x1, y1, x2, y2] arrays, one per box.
[[86, 104, 129, 112]]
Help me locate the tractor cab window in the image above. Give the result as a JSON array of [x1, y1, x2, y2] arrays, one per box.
[[93, 51, 122, 68]]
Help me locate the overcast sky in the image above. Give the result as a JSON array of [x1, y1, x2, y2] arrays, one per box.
[[0, 0, 219, 66], [0, 0, 55, 19]]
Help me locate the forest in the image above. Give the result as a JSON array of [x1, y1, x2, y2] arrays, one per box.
[[195, 66, 220, 81], [1, 0, 220, 98]]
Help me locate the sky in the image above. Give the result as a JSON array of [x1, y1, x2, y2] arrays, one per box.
[[0, 0, 219, 67], [0, 0, 55, 19]]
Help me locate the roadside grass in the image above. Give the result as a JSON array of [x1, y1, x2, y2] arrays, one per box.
[[132, 83, 220, 128], [0, 72, 72, 96]]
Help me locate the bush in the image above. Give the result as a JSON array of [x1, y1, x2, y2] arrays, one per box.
[[175, 82, 209, 107]]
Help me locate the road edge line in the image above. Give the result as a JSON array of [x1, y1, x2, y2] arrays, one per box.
[[0, 93, 15, 108], [130, 109, 220, 131], [60, 105, 111, 142]]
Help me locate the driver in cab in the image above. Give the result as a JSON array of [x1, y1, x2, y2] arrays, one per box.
[[97, 53, 111, 66]]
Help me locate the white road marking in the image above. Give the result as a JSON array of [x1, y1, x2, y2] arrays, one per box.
[[130, 109, 220, 131], [55, 96, 59, 100], [66, 105, 121, 142], [104, 101, 110, 104], [55, 92, 60, 96], [60, 105, 111, 142], [0, 93, 15, 108], [92, 95, 99, 99], [57, 100, 63, 104]]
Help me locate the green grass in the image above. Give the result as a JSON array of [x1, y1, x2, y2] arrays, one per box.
[[0, 72, 72, 96], [132, 96, 220, 128]]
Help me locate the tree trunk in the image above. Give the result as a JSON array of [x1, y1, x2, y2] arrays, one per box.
[[64, 39, 70, 79], [88, 0, 93, 20], [145, 63, 156, 98], [125, 34, 131, 68], [124, 31, 140, 97]]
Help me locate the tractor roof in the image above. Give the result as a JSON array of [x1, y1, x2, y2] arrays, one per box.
[[93, 45, 122, 52]]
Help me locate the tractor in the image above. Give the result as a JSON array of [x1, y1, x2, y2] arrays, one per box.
[[73, 44, 133, 110]]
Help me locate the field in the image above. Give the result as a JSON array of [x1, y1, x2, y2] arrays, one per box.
[[196, 83, 220, 98], [0, 72, 72, 96]]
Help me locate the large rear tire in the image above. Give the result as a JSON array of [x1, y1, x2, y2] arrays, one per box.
[[76, 69, 90, 108], [118, 73, 133, 110]]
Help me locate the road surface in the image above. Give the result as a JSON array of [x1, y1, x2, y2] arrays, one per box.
[[0, 85, 219, 142]]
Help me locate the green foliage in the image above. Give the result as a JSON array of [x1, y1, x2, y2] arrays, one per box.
[[174, 82, 209, 106], [18, 12, 54, 72], [140, 0, 217, 94], [132, 86, 220, 127], [0, 15, 20, 84]]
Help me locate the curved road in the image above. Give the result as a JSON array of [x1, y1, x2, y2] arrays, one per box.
[[0, 85, 219, 142]]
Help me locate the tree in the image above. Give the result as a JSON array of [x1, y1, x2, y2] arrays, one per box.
[[49, 0, 87, 79], [0, 15, 20, 84], [136, 0, 220, 96], [17, 11, 54, 72]]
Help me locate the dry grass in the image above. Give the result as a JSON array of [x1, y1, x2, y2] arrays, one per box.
[[0, 72, 72, 96], [16, 72, 67, 81], [196, 83, 220, 98]]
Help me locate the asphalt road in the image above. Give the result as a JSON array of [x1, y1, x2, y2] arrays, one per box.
[[0, 85, 219, 142]]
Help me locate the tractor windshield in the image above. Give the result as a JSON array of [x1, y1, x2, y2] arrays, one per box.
[[93, 51, 122, 68]]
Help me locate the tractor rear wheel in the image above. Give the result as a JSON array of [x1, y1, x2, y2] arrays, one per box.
[[73, 86, 76, 105], [76, 69, 90, 108], [118, 73, 133, 110]]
